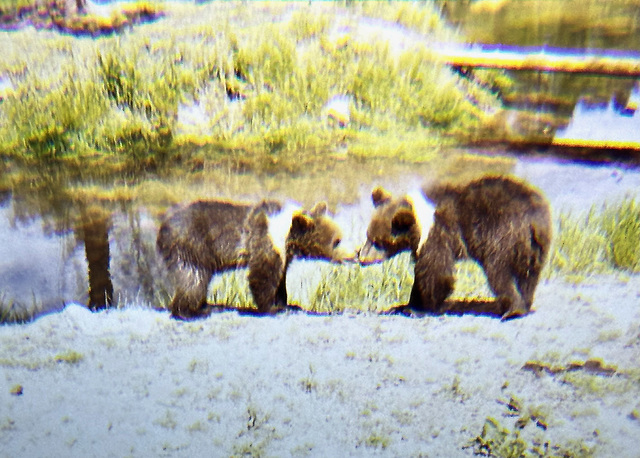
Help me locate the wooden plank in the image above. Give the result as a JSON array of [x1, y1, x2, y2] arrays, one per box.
[[437, 49, 640, 77]]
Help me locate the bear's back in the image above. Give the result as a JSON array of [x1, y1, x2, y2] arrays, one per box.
[[459, 176, 548, 216], [425, 175, 551, 252], [158, 200, 262, 271], [456, 176, 551, 254]]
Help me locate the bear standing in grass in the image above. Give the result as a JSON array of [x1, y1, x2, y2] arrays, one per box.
[[358, 175, 552, 319], [157, 199, 346, 319]]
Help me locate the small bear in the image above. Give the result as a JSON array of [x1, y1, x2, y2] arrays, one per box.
[[157, 199, 346, 319], [359, 175, 552, 319]]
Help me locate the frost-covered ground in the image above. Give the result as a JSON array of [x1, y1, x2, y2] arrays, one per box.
[[2, 158, 640, 457], [1, 275, 640, 457]]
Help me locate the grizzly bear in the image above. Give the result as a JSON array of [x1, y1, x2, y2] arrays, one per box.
[[157, 199, 346, 319], [358, 175, 552, 319]]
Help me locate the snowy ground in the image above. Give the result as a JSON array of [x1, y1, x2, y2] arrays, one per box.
[[1, 275, 639, 457], [1, 158, 640, 457]]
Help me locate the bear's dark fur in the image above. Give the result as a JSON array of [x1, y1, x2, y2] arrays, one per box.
[[157, 199, 345, 319], [359, 175, 552, 319]]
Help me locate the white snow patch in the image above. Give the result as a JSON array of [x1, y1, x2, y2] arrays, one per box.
[[555, 97, 640, 144], [323, 94, 352, 125]]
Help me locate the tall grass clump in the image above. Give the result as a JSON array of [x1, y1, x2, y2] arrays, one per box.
[[0, 1, 504, 169], [550, 210, 612, 275], [4, 63, 108, 158], [550, 197, 640, 276], [600, 197, 640, 272], [94, 37, 205, 159], [208, 270, 253, 310], [287, 9, 331, 42]]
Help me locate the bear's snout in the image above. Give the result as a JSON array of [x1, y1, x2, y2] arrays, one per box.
[[334, 246, 358, 264], [356, 239, 388, 265]]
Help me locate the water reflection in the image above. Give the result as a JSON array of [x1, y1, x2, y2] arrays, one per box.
[[555, 82, 640, 145], [441, 0, 640, 52], [0, 197, 169, 322], [77, 206, 113, 310], [0, 203, 83, 319]]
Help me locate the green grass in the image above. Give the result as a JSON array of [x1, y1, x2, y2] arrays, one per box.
[[0, 1, 503, 170], [310, 252, 414, 314], [549, 197, 640, 276], [54, 350, 84, 365]]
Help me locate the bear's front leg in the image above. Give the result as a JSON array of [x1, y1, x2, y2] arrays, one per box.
[[411, 260, 455, 314], [247, 248, 286, 315], [410, 227, 456, 314], [248, 267, 285, 314]]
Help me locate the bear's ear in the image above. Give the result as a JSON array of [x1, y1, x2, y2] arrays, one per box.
[[254, 210, 269, 229], [291, 212, 315, 235], [391, 208, 415, 234], [309, 201, 328, 218], [372, 187, 392, 207]]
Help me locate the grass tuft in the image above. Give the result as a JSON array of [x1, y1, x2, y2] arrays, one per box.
[[54, 350, 84, 365]]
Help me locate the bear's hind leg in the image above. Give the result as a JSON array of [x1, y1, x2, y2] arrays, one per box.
[[483, 263, 528, 319], [170, 266, 212, 319]]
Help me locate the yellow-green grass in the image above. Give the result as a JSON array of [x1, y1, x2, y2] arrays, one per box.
[[550, 197, 640, 276], [0, 1, 505, 171]]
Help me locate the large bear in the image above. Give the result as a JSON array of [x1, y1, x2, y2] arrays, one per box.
[[157, 199, 346, 319], [358, 175, 552, 319]]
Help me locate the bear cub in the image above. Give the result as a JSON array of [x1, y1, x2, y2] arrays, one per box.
[[157, 199, 346, 319], [359, 175, 552, 319]]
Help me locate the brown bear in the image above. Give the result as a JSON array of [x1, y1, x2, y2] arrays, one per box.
[[157, 199, 346, 319], [358, 175, 552, 319]]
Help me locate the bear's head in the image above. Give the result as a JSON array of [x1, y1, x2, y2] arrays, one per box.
[[358, 187, 435, 264], [255, 201, 349, 264], [286, 202, 349, 263]]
